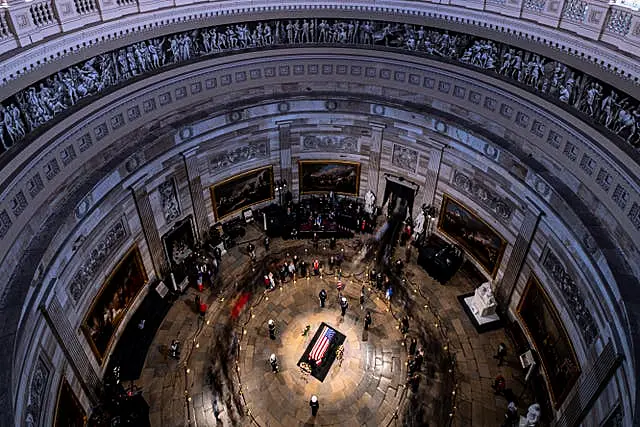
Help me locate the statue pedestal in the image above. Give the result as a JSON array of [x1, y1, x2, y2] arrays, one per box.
[[458, 282, 502, 333]]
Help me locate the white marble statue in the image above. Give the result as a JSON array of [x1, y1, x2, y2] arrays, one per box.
[[413, 210, 425, 235], [520, 403, 541, 426], [364, 190, 376, 215], [470, 282, 497, 317]]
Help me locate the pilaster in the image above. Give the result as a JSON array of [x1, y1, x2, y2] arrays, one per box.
[[496, 199, 544, 305], [277, 120, 293, 185], [41, 294, 100, 404], [130, 180, 169, 278], [182, 149, 210, 240], [419, 142, 446, 211], [368, 121, 386, 201]]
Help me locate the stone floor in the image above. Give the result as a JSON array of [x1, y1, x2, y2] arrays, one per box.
[[138, 224, 533, 426]]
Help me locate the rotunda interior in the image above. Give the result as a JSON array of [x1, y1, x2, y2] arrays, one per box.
[[0, 1, 639, 426]]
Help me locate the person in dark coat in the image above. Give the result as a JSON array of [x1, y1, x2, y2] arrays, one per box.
[[319, 289, 327, 308], [268, 319, 276, 340], [401, 315, 410, 335], [263, 236, 270, 251], [309, 395, 319, 416], [364, 311, 372, 330], [340, 296, 348, 316], [494, 342, 507, 366], [408, 338, 417, 356], [269, 353, 279, 373]]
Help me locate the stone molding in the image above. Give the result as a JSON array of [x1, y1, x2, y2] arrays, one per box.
[[68, 218, 129, 303], [208, 140, 270, 172], [391, 143, 418, 173], [301, 135, 359, 153], [159, 178, 180, 224], [450, 170, 515, 222], [24, 354, 50, 427], [542, 248, 599, 346]]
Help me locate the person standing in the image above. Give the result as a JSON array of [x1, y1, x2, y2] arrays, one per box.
[[340, 296, 348, 316], [269, 353, 279, 373], [263, 236, 270, 251], [309, 395, 319, 416], [502, 401, 519, 427], [408, 338, 417, 356], [494, 342, 507, 366], [268, 319, 276, 340], [360, 286, 365, 310], [364, 311, 372, 330], [247, 242, 256, 260], [401, 315, 410, 335], [319, 289, 327, 308]]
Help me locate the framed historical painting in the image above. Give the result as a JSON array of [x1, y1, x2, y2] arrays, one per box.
[[438, 194, 507, 278], [210, 166, 274, 220], [298, 160, 361, 195], [518, 274, 581, 408], [54, 379, 86, 427], [81, 246, 148, 365]]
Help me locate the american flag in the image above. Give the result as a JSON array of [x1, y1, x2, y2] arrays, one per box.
[[309, 326, 335, 364]]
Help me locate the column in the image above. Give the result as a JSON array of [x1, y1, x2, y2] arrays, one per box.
[[368, 122, 386, 201], [418, 142, 446, 210], [41, 294, 101, 404], [496, 199, 544, 305], [130, 181, 170, 278], [182, 149, 210, 241]]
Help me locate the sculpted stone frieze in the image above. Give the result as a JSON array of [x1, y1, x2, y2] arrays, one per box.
[[542, 249, 598, 346], [24, 356, 49, 427], [68, 219, 129, 303], [301, 135, 359, 153], [0, 17, 638, 156], [451, 171, 514, 222], [209, 140, 269, 171], [159, 179, 181, 223], [391, 143, 418, 172]]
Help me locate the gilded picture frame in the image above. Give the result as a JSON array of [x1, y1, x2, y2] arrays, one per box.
[[438, 194, 507, 278], [54, 379, 86, 427], [81, 246, 148, 365], [298, 160, 361, 196], [517, 274, 581, 408], [210, 165, 274, 221]]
